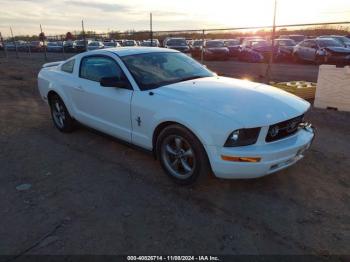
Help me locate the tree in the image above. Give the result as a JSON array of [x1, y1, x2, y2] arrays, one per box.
[[66, 32, 74, 40], [39, 32, 46, 41]]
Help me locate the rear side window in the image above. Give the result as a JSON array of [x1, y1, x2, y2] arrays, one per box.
[[79, 56, 125, 82], [61, 59, 75, 73]]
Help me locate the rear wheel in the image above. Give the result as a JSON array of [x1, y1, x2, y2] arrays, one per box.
[[49, 94, 75, 133], [156, 125, 211, 185]]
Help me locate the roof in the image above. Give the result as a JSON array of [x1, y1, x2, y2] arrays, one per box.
[[106, 47, 178, 57]]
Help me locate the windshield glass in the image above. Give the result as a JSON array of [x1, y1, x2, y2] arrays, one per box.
[[124, 41, 136, 46], [333, 36, 350, 45], [89, 42, 99, 46], [250, 40, 269, 47], [193, 40, 203, 46], [206, 41, 225, 48], [317, 39, 343, 48], [276, 39, 295, 46], [47, 42, 57, 46], [167, 39, 187, 46], [121, 52, 214, 91], [225, 40, 240, 46]]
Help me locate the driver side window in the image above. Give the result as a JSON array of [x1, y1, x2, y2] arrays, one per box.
[[79, 56, 126, 82]]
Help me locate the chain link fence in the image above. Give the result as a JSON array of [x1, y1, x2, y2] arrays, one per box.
[[1, 22, 349, 82]]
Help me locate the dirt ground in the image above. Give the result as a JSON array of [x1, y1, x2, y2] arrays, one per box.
[[0, 56, 349, 257]]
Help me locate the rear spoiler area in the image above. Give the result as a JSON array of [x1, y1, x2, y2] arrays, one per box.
[[42, 61, 64, 68]]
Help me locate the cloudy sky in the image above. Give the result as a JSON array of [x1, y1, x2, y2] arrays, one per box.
[[0, 0, 349, 36]]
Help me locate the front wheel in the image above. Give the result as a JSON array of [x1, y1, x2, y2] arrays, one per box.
[[156, 125, 211, 185]]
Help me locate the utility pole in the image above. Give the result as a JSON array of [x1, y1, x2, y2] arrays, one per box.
[[266, 0, 277, 83], [82, 20, 87, 51], [0, 32, 8, 58], [201, 29, 205, 64], [10, 27, 19, 58], [40, 24, 47, 61], [150, 13, 153, 46]]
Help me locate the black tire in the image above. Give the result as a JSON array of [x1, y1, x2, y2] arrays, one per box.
[[293, 53, 301, 64], [156, 124, 211, 185], [315, 55, 325, 65], [49, 94, 75, 133]]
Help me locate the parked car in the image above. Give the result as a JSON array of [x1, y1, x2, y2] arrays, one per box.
[[123, 40, 138, 47], [103, 41, 120, 48], [30, 41, 44, 52], [203, 40, 229, 60], [47, 42, 63, 52], [318, 35, 350, 48], [63, 40, 75, 53], [4, 42, 16, 51], [74, 40, 88, 53], [224, 39, 241, 57], [115, 40, 124, 46], [293, 38, 350, 65], [284, 35, 305, 44], [165, 38, 190, 53], [140, 40, 158, 47], [274, 38, 296, 61], [38, 47, 315, 184], [147, 39, 160, 47], [17, 41, 30, 52], [190, 40, 204, 58], [238, 39, 279, 63], [87, 41, 104, 51]]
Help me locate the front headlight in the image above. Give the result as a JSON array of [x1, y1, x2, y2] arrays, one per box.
[[224, 128, 261, 147]]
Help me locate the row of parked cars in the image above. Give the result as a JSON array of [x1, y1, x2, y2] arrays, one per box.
[[2, 34, 350, 65], [181, 35, 350, 65], [0, 39, 160, 53]]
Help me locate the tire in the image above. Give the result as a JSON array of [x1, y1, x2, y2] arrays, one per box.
[[293, 53, 301, 64], [315, 55, 325, 65], [49, 94, 75, 133], [156, 125, 211, 185]]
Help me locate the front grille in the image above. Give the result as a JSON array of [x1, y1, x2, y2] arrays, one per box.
[[266, 115, 304, 142]]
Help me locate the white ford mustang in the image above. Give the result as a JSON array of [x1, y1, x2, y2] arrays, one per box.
[[38, 47, 315, 184]]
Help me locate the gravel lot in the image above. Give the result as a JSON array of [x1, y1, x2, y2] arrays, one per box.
[[0, 55, 349, 257]]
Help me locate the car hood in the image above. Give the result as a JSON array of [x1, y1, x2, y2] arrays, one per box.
[[155, 77, 310, 127], [324, 46, 350, 54]]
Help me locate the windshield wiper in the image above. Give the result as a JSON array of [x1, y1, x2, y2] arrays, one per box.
[[178, 75, 207, 82]]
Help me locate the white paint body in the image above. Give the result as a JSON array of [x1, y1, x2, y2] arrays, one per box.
[[38, 47, 314, 179]]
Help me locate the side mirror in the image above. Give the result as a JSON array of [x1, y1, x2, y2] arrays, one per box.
[[100, 77, 130, 89]]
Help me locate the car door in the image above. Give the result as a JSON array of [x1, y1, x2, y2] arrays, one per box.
[[297, 40, 310, 60], [307, 40, 318, 61], [71, 54, 133, 142]]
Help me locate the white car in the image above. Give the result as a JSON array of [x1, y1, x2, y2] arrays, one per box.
[[87, 41, 104, 51], [38, 47, 315, 184]]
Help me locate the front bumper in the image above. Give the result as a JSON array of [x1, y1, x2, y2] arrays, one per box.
[[207, 124, 315, 179]]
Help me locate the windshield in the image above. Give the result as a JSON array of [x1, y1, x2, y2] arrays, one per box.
[[193, 41, 203, 46], [317, 39, 343, 48], [89, 42, 99, 46], [104, 42, 115, 46], [333, 36, 350, 45], [121, 52, 214, 91], [124, 41, 136, 46], [225, 40, 240, 46], [166, 39, 187, 46], [250, 40, 269, 47], [206, 41, 225, 48], [288, 35, 305, 42], [47, 42, 57, 46], [276, 39, 295, 46]]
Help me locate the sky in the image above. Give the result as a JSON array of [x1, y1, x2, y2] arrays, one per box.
[[0, 0, 349, 37]]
